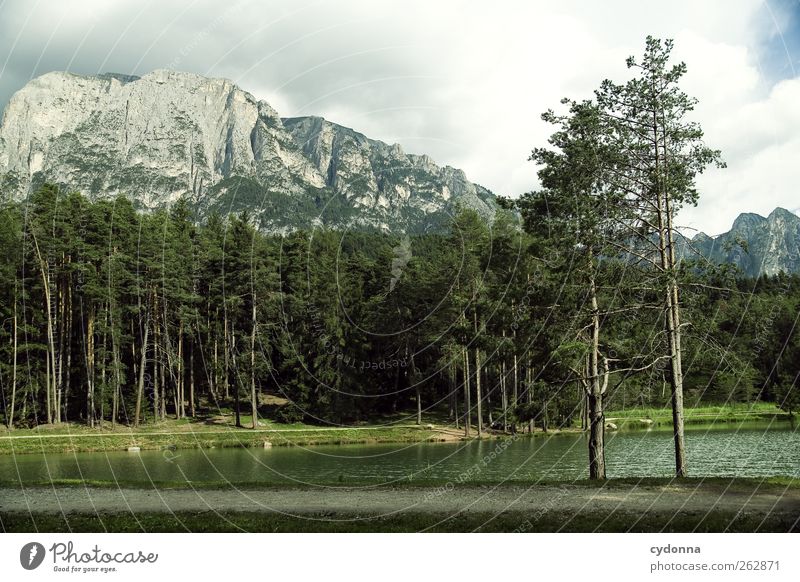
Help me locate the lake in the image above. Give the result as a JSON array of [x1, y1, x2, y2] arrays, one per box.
[[1, 422, 797, 486]]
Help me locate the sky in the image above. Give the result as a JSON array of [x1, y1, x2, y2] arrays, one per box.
[[0, 0, 798, 236]]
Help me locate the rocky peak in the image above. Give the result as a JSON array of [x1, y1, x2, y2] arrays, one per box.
[[730, 212, 766, 233], [282, 115, 496, 226], [685, 208, 800, 276], [0, 69, 323, 209], [767, 207, 799, 223]]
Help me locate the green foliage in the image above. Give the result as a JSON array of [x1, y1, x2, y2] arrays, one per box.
[[1, 169, 798, 431]]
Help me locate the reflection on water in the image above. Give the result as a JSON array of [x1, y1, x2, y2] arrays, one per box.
[[1, 422, 797, 486]]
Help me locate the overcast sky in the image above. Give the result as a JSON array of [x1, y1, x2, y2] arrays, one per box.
[[1, 0, 798, 235]]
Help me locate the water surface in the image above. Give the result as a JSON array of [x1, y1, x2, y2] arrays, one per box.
[[2, 422, 797, 486]]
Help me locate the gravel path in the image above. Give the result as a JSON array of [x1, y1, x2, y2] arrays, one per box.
[[2, 483, 799, 517]]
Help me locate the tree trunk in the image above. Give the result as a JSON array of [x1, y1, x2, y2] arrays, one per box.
[[485, 366, 493, 426], [501, 360, 508, 432], [526, 364, 533, 433], [512, 346, 518, 433], [588, 271, 607, 479], [447, 364, 455, 420], [153, 350, 160, 420], [665, 200, 687, 477], [223, 315, 230, 400], [31, 231, 56, 424], [134, 311, 149, 427], [653, 102, 687, 478], [8, 305, 17, 429], [588, 391, 606, 480], [463, 346, 471, 437], [580, 387, 589, 431], [406, 349, 421, 425], [56, 275, 65, 423], [231, 329, 241, 427], [152, 311, 161, 421], [177, 322, 184, 419], [86, 307, 95, 428], [99, 307, 108, 425], [251, 297, 258, 429], [211, 334, 218, 402], [171, 367, 178, 419], [111, 326, 120, 428], [452, 361, 459, 430], [159, 321, 166, 420], [473, 311, 483, 438], [63, 285, 72, 423], [130, 328, 137, 423], [189, 339, 196, 417], [474, 348, 482, 438]]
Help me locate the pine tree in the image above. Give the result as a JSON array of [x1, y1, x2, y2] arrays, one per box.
[[595, 37, 725, 477]]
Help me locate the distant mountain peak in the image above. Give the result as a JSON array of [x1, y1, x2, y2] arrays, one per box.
[[767, 207, 800, 221], [691, 231, 712, 242], [682, 208, 800, 276], [731, 211, 767, 231]]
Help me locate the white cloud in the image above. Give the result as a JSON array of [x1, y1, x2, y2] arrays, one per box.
[[687, 79, 800, 235], [683, 70, 800, 235]]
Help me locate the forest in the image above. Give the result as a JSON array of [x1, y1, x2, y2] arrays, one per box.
[[0, 38, 798, 479], [0, 186, 798, 424]]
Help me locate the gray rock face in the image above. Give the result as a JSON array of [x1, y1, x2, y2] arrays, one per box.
[[0, 70, 323, 208], [0, 70, 496, 232], [683, 208, 800, 276], [283, 116, 495, 230]]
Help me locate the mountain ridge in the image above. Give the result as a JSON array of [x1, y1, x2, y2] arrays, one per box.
[[1, 70, 798, 274], [0, 69, 496, 233], [683, 207, 800, 277]]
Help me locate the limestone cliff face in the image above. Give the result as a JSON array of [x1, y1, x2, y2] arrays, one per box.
[[0, 70, 496, 232]]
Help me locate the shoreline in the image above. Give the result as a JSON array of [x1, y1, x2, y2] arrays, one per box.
[[0, 426, 446, 455], [0, 422, 525, 455], [0, 412, 793, 456]]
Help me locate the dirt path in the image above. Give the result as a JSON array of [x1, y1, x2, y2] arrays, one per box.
[[2, 483, 798, 517]]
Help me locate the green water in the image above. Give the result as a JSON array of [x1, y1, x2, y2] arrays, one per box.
[[1, 422, 797, 486]]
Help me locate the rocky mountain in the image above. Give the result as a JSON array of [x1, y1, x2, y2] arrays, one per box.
[[0, 70, 496, 232], [682, 208, 800, 277], [282, 116, 495, 231]]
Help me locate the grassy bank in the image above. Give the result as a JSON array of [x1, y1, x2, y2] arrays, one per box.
[[602, 402, 790, 428], [2, 478, 797, 532], [4, 509, 795, 533], [0, 402, 792, 455], [0, 417, 454, 455], [2, 476, 796, 490]]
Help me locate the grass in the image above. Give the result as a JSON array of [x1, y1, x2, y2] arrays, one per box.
[[0, 416, 454, 455], [600, 402, 789, 428], [2, 476, 797, 491], [2, 478, 796, 532], [2, 508, 795, 533], [0, 425, 450, 454], [1, 402, 792, 455]]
